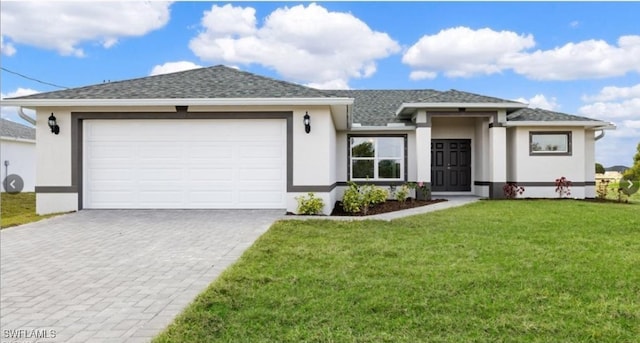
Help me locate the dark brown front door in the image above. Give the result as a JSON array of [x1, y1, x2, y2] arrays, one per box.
[[431, 139, 471, 192]]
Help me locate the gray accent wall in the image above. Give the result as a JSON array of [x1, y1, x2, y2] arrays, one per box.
[[66, 111, 335, 210]]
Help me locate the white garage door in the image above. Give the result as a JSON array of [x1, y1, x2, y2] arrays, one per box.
[[84, 119, 286, 209]]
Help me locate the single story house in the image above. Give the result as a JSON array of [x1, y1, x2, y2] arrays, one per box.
[[1, 118, 36, 192], [2, 65, 614, 215]]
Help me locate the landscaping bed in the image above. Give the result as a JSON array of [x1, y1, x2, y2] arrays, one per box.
[[330, 198, 447, 216]]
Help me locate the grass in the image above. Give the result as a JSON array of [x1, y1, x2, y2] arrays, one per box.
[[0, 192, 62, 228], [598, 181, 640, 203], [154, 200, 640, 343]]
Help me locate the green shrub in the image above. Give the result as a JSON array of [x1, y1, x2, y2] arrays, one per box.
[[296, 192, 325, 215], [395, 184, 409, 204], [342, 183, 362, 213], [342, 182, 389, 215]]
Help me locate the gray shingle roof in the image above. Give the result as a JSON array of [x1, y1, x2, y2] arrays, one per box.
[[417, 89, 523, 104], [330, 89, 441, 126], [507, 108, 600, 122], [0, 118, 35, 140], [11, 65, 333, 100], [7, 65, 599, 126]]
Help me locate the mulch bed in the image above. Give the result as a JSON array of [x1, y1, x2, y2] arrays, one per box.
[[330, 198, 447, 216]]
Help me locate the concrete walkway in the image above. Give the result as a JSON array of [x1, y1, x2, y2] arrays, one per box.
[[0, 210, 282, 343]]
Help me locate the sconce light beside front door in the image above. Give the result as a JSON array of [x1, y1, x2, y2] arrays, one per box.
[[48, 113, 60, 135], [303, 111, 311, 134]]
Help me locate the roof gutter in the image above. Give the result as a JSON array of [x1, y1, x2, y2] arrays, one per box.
[[1, 97, 354, 108], [18, 107, 36, 126], [0, 136, 36, 143]]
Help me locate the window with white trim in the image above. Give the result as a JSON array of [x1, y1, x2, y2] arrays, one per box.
[[350, 136, 404, 180], [529, 131, 572, 155]]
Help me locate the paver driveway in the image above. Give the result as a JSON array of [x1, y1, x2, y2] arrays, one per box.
[[1, 209, 282, 343]]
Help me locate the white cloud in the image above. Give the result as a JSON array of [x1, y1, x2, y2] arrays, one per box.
[[1, 88, 40, 124], [306, 79, 350, 90], [582, 84, 640, 102], [570, 20, 580, 28], [150, 61, 204, 76], [402, 27, 535, 78], [402, 26, 640, 81], [2, 88, 40, 99], [0, 1, 171, 57], [502, 36, 640, 80], [409, 71, 437, 81], [580, 85, 640, 167], [1, 36, 16, 56], [514, 94, 559, 111], [189, 3, 400, 87], [579, 98, 640, 121]]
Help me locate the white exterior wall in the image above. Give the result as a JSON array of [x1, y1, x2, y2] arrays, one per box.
[[510, 126, 589, 198], [36, 193, 78, 214], [291, 108, 333, 186], [584, 131, 596, 198], [506, 127, 517, 181], [415, 127, 431, 183], [1, 138, 36, 192], [287, 107, 336, 215], [35, 109, 77, 214]]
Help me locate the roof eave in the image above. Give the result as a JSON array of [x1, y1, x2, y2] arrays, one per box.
[[0, 136, 36, 143], [1, 97, 354, 108], [349, 125, 415, 131], [504, 121, 616, 129], [396, 102, 527, 117]]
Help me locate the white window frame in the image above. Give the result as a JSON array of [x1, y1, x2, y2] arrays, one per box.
[[349, 136, 405, 181]]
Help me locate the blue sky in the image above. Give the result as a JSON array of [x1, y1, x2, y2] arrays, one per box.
[[1, 1, 639, 167]]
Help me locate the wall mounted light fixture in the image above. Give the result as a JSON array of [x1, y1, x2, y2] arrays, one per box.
[[48, 113, 60, 135], [303, 111, 311, 134]]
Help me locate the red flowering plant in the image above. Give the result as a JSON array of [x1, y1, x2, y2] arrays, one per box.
[[555, 176, 572, 198], [503, 183, 525, 199]]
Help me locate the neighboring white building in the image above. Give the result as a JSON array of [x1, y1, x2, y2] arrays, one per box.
[[0, 118, 36, 192], [1, 66, 615, 215]]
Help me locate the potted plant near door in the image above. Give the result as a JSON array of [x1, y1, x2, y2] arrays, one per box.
[[416, 181, 431, 201]]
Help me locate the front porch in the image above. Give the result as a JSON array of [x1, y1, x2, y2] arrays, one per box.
[[413, 110, 508, 199]]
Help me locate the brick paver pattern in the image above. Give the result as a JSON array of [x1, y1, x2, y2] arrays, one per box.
[[1, 209, 282, 343]]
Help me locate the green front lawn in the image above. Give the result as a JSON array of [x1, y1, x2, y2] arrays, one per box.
[[601, 181, 640, 203], [0, 192, 62, 228], [155, 200, 640, 342]]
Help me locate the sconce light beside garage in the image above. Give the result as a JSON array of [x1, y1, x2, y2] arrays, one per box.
[[48, 113, 60, 135], [303, 111, 311, 134]]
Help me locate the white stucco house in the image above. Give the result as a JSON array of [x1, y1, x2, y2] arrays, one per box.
[[0, 118, 36, 192], [1, 66, 614, 215]]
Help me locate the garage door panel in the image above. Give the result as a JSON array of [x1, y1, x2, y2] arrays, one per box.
[[239, 169, 282, 181], [89, 169, 133, 181], [188, 169, 234, 181], [239, 146, 282, 158], [84, 119, 286, 209]]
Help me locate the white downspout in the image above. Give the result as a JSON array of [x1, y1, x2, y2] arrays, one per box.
[[594, 129, 605, 141], [18, 107, 36, 126]]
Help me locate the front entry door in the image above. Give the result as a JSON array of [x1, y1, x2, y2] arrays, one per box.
[[431, 139, 471, 192]]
